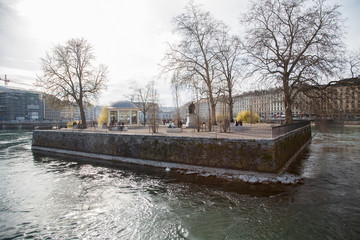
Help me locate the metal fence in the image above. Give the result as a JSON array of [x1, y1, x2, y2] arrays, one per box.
[[271, 120, 311, 138], [209, 120, 310, 139], [208, 124, 270, 139]]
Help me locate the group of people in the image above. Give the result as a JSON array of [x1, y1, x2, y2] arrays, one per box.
[[167, 120, 183, 128], [231, 119, 243, 127], [107, 121, 126, 131], [109, 120, 125, 126], [88, 119, 98, 128]]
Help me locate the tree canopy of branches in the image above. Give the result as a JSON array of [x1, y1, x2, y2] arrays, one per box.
[[242, 0, 345, 124], [128, 80, 156, 126], [37, 38, 108, 127], [215, 30, 243, 120], [348, 49, 360, 78], [164, 2, 224, 126]]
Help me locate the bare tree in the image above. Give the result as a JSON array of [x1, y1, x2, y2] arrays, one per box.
[[42, 94, 68, 111], [242, 0, 345, 124], [37, 38, 108, 127], [348, 49, 360, 78], [163, 2, 224, 126], [190, 76, 213, 131], [148, 81, 160, 133], [215, 29, 243, 121], [171, 71, 182, 127], [128, 80, 153, 126]]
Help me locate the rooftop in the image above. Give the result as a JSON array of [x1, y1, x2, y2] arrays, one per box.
[[109, 101, 138, 109]]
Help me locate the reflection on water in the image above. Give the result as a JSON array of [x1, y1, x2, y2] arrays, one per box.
[[0, 127, 359, 239]]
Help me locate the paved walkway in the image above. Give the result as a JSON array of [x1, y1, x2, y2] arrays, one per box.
[[61, 123, 276, 139]]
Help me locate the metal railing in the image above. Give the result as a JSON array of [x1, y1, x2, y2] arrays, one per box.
[[271, 120, 310, 138]]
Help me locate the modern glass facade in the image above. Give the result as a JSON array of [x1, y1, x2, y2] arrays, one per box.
[[0, 87, 42, 121]]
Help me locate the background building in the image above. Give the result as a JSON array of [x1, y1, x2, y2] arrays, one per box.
[[297, 78, 360, 120], [0, 86, 42, 121], [158, 107, 176, 122], [106, 101, 140, 125], [0, 86, 102, 122], [193, 78, 360, 122]]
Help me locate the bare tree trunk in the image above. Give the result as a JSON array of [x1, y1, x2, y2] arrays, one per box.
[[79, 101, 87, 127], [210, 102, 216, 125], [283, 77, 293, 124], [207, 98, 212, 131], [284, 94, 293, 124], [208, 86, 217, 125], [142, 109, 146, 126], [228, 89, 234, 121], [229, 102, 233, 121]]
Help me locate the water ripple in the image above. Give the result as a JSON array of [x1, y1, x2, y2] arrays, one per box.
[[0, 128, 360, 239]]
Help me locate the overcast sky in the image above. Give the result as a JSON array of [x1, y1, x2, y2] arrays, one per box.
[[0, 0, 359, 107]]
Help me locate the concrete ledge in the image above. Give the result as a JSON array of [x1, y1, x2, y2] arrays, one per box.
[[230, 126, 247, 132], [166, 128, 182, 133], [109, 126, 128, 131]]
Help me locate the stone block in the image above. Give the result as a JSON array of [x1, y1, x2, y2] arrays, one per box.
[[166, 128, 182, 133]]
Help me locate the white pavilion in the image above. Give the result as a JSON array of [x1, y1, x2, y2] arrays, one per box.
[[106, 101, 140, 125]]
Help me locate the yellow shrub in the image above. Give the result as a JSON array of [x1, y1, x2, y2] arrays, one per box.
[[98, 106, 109, 125], [235, 111, 260, 123]]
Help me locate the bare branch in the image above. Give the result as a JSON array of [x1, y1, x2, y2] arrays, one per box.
[[162, 2, 225, 125], [36, 38, 108, 126], [242, 0, 345, 123]]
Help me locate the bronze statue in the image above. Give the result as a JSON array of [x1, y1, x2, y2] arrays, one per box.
[[188, 102, 195, 114]]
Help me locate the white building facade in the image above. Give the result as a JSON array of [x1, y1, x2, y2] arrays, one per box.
[[193, 88, 303, 121]]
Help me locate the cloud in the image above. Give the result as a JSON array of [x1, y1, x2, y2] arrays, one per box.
[[0, 0, 359, 107], [0, 1, 38, 70]]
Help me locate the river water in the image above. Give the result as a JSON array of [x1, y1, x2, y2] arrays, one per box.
[[0, 127, 359, 239]]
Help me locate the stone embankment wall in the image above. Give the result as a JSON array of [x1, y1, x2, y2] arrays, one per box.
[[32, 125, 311, 173]]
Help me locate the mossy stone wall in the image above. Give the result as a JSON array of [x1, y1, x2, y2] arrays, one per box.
[[32, 125, 311, 173]]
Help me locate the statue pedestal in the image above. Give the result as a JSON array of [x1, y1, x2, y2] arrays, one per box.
[[186, 113, 196, 128]]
